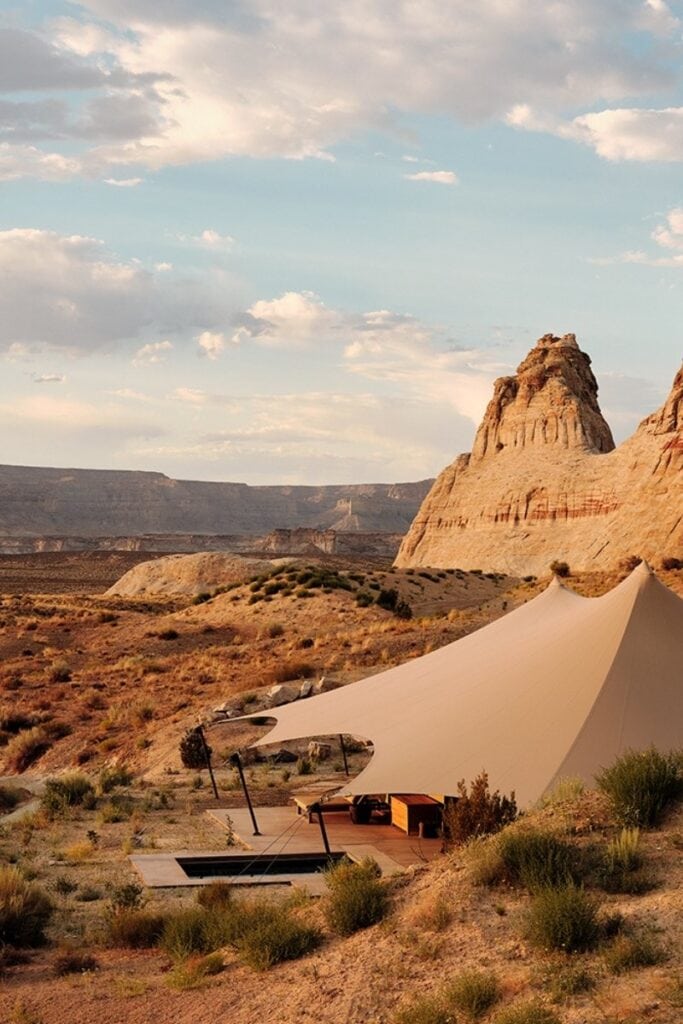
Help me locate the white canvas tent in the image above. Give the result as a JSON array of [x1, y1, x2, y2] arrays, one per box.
[[245, 563, 683, 807]]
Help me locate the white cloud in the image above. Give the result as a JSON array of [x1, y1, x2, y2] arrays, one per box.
[[31, 373, 65, 384], [0, 228, 244, 355], [172, 387, 207, 404], [590, 206, 683, 266], [197, 331, 229, 360], [132, 340, 173, 365], [509, 104, 683, 163], [0, 144, 84, 182], [404, 170, 458, 185], [1, 2, 673, 178], [232, 291, 340, 348], [178, 228, 236, 251], [0, 394, 163, 437], [104, 176, 143, 187]]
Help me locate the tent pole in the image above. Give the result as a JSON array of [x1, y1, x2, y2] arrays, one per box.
[[229, 753, 261, 836], [311, 802, 331, 856], [198, 725, 219, 801], [339, 734, 350, 776]]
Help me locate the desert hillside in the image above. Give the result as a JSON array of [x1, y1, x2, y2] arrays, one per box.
[[397, 335, 682, 575]]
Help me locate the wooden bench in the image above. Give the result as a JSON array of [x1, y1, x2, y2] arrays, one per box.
[[292, 793, 351, 821]]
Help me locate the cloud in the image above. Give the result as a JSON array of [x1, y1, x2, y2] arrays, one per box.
[[0, 144, 84, 182], [590, 206, 683, 266], [0, 394, 163, 437], [104, 176, 143, 187], [404, 170, 458, 185], [0, 227, 243, 355], [508, 103, 683, 163], [197, 331, 229, 359], [132, 340, 173, 365], [31, 373, 66, 384], [232, 291, 340, 348], [2, 3, 676, 178]]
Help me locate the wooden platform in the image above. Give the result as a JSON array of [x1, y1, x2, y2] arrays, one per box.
[[207, 805, 443, 874]]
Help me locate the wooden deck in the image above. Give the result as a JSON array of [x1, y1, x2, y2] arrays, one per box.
[[207, 805, 443, 873]]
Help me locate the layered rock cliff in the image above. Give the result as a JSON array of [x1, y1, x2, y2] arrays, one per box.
[[0, 468, 432, 539], [396, 335, 682, 574]]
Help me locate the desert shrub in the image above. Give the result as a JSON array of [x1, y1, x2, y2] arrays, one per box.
[[109, 882, 144, 911], [355, 591, 374, 608], [76, 886, 102, 903], [619, 554, 642, 572], [41, 773, 94, 815], [463, 835, 506, 887], [662, 556, 683, 570], [192, 592, 212, 605], [323, 858, 388, 936], [444, 772, 517, 846], [377, 588, 399, 611], [525, 884, 601, 953], [491, 1002, 561, 1024], [598, 827, 654, 894], [0, 711, 37, 734], [603, 928, 665, 974], [268, 622, 285, 638], [0, 785, 22, 811], [161, 907, 215, 959], [4, 727, 51, 771], [167, 952, 224, 989], [53, 950, 98, 976], [497, 829, 576, 890], [180, 728, 210, 771], [271, 660, 315, 683], [297, 756, 313, 775], [395, 599, 413, 620], [158, 628, 179, 640], [394, 993, 452, 1024], [196, 882, 233, 911], [98, 764, 133, 793], [98, 794, 133, 823], [48, 661, 71, 683], [540, 777, 585, 807], [539, 961, 595, 1001], [549, 561, 570, 578], [597, 748, 683, 827], [52, 876, 78, 896], [0, 867, 53, 947], [444, 970, 501, 1020], [107, 909, 167, 948], [231, 902, 321, 971]]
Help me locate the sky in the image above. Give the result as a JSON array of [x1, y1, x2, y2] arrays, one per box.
[[0, 1, 682, 485]]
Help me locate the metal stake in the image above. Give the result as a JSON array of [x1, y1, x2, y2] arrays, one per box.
[[339, 734, 350, 777], [198, 724, 219, 801], [229, 753, 261, 836], [311, 801, 331, 856]]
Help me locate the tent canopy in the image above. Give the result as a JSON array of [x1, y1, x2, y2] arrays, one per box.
[[242, 563, 683, 807]]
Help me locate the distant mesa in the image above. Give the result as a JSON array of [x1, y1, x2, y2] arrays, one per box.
[[0, 468, 432, 550], [396, 333, 682, 574]]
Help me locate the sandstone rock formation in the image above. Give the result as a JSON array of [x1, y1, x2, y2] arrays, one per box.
[[396, 334, 682, 574], [105, 552, 286, 598], [0, 468, 431, 540]]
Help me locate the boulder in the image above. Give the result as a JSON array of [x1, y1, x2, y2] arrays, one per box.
[[265, 683, 301, 707], [311, 676, 339, 696], [308, 741, 333, 761]]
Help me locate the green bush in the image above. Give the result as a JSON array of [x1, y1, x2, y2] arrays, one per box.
[[161, 907, 216, 959], [603, 929, 666, 974], [491, 1002, 561, 1024], [597, 748, 683, 827], [0, 867, 53, 947], [394, 994, 453, 1024], [525, 884, 601, 953], [497, 829, 576, 890], [540, 961, 595, 1002], [444, 970, 501, 1020], [444, 772, 517, 847], [598, 828, 654, 894], [107, 909, 167, 948], [323, 858, 389, 936], [232, 902, 321, 971], [41, 773, 94, 815], [179, 729, 210, 771], [549, 561, 570, 578], [0, 785, 22, 811], [53, 950, 98, 976], [109, 882, 144, 911]]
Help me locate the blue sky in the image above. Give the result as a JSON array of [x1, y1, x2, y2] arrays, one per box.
[[0, 1, 682, 483]]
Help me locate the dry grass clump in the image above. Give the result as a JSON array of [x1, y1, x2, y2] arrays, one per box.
[[538, 960, 596, 1002], [4, 727, 52, 771], [52, 949, 98, 976], [41, 772, 94, 815], [395, 972, 501, 1024], [603, 927, 666, 974], [467, 826, 577, 891], [323, 857, 389, 936], [196, 881, 233, 911], [597, 827, 655, 894], [0, 867, 53, 947], [0, 784, 22, 811], [107, 909, 168, 948], [491, 1002, 561, 1024], [166, 952, 224, 990], [597, 747, 683, 827]]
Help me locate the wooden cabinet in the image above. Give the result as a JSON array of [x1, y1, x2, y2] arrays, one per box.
[[390, 794, 441, 835]]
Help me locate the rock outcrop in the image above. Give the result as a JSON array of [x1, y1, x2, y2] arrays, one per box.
[[105, 552, 286, 598], [396, 334, 682, 574], [0, 468, 432, 539]]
